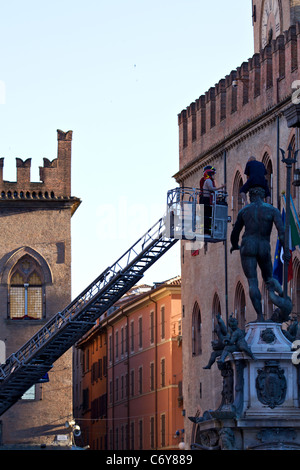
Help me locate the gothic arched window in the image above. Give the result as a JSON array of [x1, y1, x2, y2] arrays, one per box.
[[232, 171, 243, 223], [192, 302, 202, 356], [289, 135, 297, 201], [9, 256, 44, 320], [292, 257, 300, 319], [212, 293, 221, 341], [234, 282, 246, 329], [262, 152, 273, 204]]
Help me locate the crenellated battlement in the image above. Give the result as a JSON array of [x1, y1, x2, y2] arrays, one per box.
[[0, 129, 73, 198], [178, 23, 300, 170]]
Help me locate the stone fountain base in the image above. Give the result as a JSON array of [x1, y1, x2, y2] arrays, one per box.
[[190, 322, 300, 450]]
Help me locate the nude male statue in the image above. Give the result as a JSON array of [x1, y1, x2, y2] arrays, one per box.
[[230, 187, 291, 322]]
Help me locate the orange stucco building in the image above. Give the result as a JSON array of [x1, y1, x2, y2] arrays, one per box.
[[73, 277, 183, 450], [73, 325, 108, 449]]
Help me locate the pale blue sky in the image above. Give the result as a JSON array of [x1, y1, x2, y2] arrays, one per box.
[[0, 1, 254, 297]]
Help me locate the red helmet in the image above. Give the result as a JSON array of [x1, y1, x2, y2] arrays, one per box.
[[203, 168, 215, 179]]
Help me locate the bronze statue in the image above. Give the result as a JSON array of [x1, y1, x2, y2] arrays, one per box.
[[203, 313, 255, 368], [218, 315, 256, 362], [203, 313, 228, 369], [230, 187, 291, 322]]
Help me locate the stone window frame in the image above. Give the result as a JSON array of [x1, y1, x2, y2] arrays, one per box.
[[262, 151, 274, 204], [292, 255, 300, 320], [192, 301, 202, 357], [234, 281, 246, 329], [212, 292, 221, 341], [9, 256, 44, 320], [0, 246, 52, 321], [231, 170, 244, 224]]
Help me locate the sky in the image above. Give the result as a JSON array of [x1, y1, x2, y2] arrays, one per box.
[[0, 0, 254, 298]]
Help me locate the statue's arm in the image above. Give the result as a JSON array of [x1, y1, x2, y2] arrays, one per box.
[[217, 314, 227, 336], [230, 213, 244, 253], [273, 208, 285, 246]]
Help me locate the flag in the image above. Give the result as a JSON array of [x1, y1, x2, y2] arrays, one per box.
[[273, 206, 300, 284], [290, 202, 300, 248], [273, 235, 283, 284]]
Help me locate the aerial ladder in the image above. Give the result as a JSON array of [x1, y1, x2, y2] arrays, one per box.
[[0, 187, 228, 416]]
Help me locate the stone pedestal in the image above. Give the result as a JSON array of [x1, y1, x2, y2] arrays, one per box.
[[191, 322, 300, 450], [242, 322, 299, 419]]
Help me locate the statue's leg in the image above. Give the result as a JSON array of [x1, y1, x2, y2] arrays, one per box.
[[258, 243, 284, 297], [241, 254, 264, 321], [219, 347, 229, 363], [203, 351, 221, 369], [258, 251, 292, 321], [247, 277, 264, 321], [258, 250, 274, 286], [219, 345, 236, 363]]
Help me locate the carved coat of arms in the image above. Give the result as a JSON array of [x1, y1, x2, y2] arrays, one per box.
[[256, 360, 287, 409]]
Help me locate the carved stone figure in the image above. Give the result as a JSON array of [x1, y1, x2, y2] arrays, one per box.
[[217, 361, 234, 410], [203, 313, 228, 369], [219, 428, 236, 450], [260, 327, 276, 344], [230, 187, 292, 322], [218, 315, 256, 363], [282, 318, 300, 342], [203, 314, 255, 369]]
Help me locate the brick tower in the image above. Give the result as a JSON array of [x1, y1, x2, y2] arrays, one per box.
[[253, 0, 300, 53], [0, 130, 81, 448]]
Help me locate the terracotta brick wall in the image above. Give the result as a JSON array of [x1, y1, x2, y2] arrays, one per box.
[[175, 18, 300, 447]]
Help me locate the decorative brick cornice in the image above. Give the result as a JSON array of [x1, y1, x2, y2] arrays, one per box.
[[174, 97, 290, 183]]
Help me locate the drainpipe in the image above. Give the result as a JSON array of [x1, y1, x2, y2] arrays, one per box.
[[277, 115, 281, 210], [223, 150, 229, 325]]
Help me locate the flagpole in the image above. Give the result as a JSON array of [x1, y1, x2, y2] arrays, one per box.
[[281, 144, 297, 298]]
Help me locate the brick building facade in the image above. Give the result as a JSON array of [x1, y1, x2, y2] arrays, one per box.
[[175, 0, 300, 447], [73, 278, 183, 450], [0, 130, 80, 447], [73, 323, 108, 450]]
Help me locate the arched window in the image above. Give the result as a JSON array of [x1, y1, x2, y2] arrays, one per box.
[[232, 171, 243, 223], [292, 257, 300, 319], [262, 153, 273, 204], [289, 135, 297, 201], [234, 282, 246, 329], [212, 293, 221, 341], [9, 256, 44, 320], [192, 302, 202, 356]]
